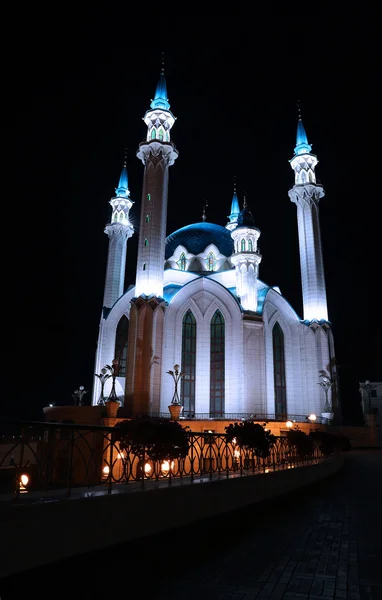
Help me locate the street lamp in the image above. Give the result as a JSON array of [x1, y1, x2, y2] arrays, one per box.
[[72, 385, 87, 406], [166, 364, 184, 405], [107, 359, 120, 402], [359, 380, 374, 416], [285, 420, 293, 429], [95, 367, 112, 405]]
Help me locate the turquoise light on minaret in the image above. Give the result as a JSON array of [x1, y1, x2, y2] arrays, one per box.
[[226, 177, 241, 231], [103, 156, 134, 308], [288, 109, 328, 322], [150, 70, 170, 111], [294, 117, 312, 155], [135, 63, 178, 298]]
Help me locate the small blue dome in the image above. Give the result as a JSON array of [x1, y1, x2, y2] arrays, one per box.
[[165, 222, 234, 259]]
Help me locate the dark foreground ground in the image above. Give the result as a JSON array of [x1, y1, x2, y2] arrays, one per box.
[[1, 449, 381, 600]]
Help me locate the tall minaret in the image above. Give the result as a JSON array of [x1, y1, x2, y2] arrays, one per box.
[[103, 157, 134, 308], [288, 111, 328, 322], [230, 195, 262, 312], [135, 63, 178, 298], [226, 177, 241, 231]]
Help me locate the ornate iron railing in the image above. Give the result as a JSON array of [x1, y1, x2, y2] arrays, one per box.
[[117, 410, 329, 424], [0, 421, 325, 502]]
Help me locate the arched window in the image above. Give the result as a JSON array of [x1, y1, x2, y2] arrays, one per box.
[[241, 239, 246, 252], [144, 238, 148, 247], [248, 239, 253, 252], [207, 252, 215, 271], [273, 322, 287, 418], [301, 170, 307, 183], [177, 252, 186, 271], [165, 132, 170, 141], [158, 128, 164, 141], [151, 129, 156, 140], [114, 315, 129, 378], [145, 215, 150, 223], [143, 263, 146, 270], [210, 310, 225, 417], [181, 310, 196, 417], [147, 193, 151, 202]]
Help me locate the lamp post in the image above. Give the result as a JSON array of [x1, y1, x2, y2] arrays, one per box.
[[166, 364, 183, 405], [359, 380, 374, 417], [95, 367, 112, 405], [107, 359, 120, 402], [166, 364, 184, 421], [72, 385, 87, 406]]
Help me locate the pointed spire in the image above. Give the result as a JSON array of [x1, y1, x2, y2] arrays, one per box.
[[294, 101, 312, 155], [243, 191, 247, 209], [150, 52, 170, 110], [115, 150, 130, 198], [226, 176, 241, 230], [202, 200, 208, 222]]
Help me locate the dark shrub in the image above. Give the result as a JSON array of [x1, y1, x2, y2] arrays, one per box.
[[225, 421, 276, 458]]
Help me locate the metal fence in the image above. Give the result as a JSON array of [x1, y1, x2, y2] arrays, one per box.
[[0, 421, 325, 502]]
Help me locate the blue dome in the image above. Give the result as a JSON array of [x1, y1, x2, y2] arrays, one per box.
[[165, 222, 234, 259]]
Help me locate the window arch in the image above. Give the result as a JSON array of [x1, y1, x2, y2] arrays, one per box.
[[248, 239, 253, 252], [207, 252, 215, 271], [151, 129, 156, 140], [210, 310, 225, 417], [241, 239, 246, 252], [177, 252, 186, 271], [165, 131, 170, 141], [180, 310, 196, 417], [144, 238, 148, 247], [145, 214, 150, 223], [158, 128, 164, 141], [143, 263, 146, 270], [114, 315, 129, 378], [301, 170, 307, 183], [273, 322, 287, 418]]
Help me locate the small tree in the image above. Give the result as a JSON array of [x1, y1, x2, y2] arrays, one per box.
[[286, 426, 315, 458], [116, 415, 190, 462], [225, 421, 276, 458]]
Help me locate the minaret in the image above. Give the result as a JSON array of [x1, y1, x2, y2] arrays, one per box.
[[226, 177, 241, 231], [135, 63, 178, 298], [230, 195, 262, 311], [103, 157, 134, 308], [288, 110, 328, 322]]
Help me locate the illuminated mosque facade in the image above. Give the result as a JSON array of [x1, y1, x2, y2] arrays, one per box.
[[92, 67, 338, 421]]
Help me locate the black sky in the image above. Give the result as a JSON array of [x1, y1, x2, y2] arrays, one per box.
[[6, 9, 380, 424]]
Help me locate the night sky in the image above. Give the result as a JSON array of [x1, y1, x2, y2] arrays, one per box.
[[6, 9, 380, 424]]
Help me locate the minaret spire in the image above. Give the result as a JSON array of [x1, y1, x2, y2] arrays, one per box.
[[288, 109, 328, 322], [135, 65, 178, 298], [230, 194, 262, 312], [226, 176, 241, 231], [202, 200, 208, 222], [103, 155, 134, 308]]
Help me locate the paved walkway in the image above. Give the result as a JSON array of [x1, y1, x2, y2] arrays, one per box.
[[1, 450, 381, 599]]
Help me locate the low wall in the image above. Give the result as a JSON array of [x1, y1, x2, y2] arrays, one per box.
[[0, 455, 343, 578]]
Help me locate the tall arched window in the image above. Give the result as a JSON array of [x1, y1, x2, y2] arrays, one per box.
[[151, 129, 156, 140], [180, 310, 196, 417], [273, 322, 287, 418], [241, 239, 246, 252], [177, 252, 186, 271], [210, 310, 225, 417], [248, 239, 253, 252], [158, 128, 164, 141], [144, 238, 148, 247], [114, 315, 129, 378], [145, 215, 150, 223]]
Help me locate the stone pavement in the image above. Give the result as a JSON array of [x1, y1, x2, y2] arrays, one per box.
[[1, 449, 381, 600]]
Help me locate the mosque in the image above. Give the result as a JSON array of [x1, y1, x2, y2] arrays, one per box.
[[91, 66, 338, 422]]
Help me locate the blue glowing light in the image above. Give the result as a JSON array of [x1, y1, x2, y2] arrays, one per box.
[[294, 118, 312, 155], [150, 72, 170, 110]]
